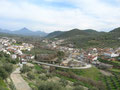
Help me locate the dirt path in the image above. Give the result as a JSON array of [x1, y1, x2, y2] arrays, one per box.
[[11, 67, 32, 90]]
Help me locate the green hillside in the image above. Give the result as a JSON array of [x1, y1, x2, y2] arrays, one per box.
[[46, 31, 64, 38], [47, 27, 120, 48], [56, 29, 89, 38]]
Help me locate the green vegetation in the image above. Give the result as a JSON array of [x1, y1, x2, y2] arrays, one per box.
[[38, 81, 65, 90], [0, 52, 14, 79], [57, 51, 65, 64], [56, 67, 105, 89], [47, 28, 120, 49], [101, 74, 120, 90], [56, 29, 89, 38], [46, 31, 64, 38], [73, 85, 85, 90], [98, 58, 120, 68], [0, 78, 9, 90], [56, 67, 101, 81], [20, 65, 32, 73], [21, 64, 65, 89], [0, 52, 15, 89], [109, 68, 120, 73]]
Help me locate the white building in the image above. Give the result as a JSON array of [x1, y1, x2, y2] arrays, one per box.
[[11, 54, 17, 59], [104, 52, 119, 58]]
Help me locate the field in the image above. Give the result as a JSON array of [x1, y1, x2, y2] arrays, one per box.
[[56, 66, 101, 81], [101, 73, 120, 90]]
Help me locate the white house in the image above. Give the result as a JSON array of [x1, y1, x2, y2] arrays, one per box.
[[15, 50, 23, 55], [11, 54, 17, 59], [104, 52, 119, 58]]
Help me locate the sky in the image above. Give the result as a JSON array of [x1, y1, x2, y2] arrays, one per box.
[[0, 0, 120, 33]]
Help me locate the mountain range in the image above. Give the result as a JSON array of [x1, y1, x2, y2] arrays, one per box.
[[0, 26, 120, 48], [0, 27, 48, 37]]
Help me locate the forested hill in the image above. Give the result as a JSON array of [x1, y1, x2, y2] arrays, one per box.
[[110, 27, 120, 33], [46, 27, 120, 48], [46, 28, 105, 39], [46, 31, 64, 38], [56, 29, 89, 38]]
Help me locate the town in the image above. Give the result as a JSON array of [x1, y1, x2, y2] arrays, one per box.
[[0, 36, 120, 90]]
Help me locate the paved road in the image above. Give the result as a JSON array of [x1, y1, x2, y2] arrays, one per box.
[[11, 68, 32, 90], [33, 61, 92, 69]]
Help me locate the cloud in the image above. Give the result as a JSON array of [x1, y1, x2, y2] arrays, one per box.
[[0, 0, 120, 32]]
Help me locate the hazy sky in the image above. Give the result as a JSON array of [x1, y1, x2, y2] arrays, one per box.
[[0, 0, 120, 33]]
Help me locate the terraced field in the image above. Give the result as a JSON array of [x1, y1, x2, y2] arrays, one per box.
[[102, 73, 120, 90]]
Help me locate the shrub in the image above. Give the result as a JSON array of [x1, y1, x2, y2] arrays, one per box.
[[88, 87, 99, 90], [73, 86, 84, 90], [20, 65, 31, 73], [46, 73, 53, 78], [59, 78, 68, 87], [73, 81, 83, 86], [3, 63, 13, 74], [0, 68, 8, 79], [36, 70, 42, 74], [27, 72, 35, 80], [38, 81, 64, 90], [39, 75, 48, 81]]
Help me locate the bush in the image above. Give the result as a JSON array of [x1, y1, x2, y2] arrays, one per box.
[[46, 73, 53, 78], [0, 68, 8, 79], [59, 78, 68, 87], [73, 86, 84, 90], [3, 63, 13, 74], [38, 81, 64, 90], [20, 65, 31, 73], [10, 58, 19, 64], [39, 75, 48, 81], [88, 87, 99, 90], [36, 70, 42, 74], [73, 81, 83, 86], [27, 72, 35, 80], [9, 82, 16, 90]]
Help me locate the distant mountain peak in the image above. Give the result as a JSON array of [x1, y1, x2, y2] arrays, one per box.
[[0, 27, 48, 37], [20, 27, 30, 31]]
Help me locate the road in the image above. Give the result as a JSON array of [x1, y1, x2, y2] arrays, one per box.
[[10, 67, 32, 90], [33, 61, 92, 69]]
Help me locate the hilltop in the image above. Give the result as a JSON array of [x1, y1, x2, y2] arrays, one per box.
[[46, 29, 104, 39], [46, 31, 64, 38]]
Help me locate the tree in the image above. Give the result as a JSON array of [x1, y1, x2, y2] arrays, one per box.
[[57, 51, 64, 64], [20, 65, 31, 73], [57, 51, 65, 59], [0, 68, 8, 79], [73, 81, 83, 86], [38, 81, 64, 90], [59, 78, 68, 87], [3, 63, 13, 74], [27, 72, 35, 80]]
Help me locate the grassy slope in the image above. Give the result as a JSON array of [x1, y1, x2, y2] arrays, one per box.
[[0, 78, 9, 90], [77, 67, 101, 81], [60, 66, 102, 81]]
